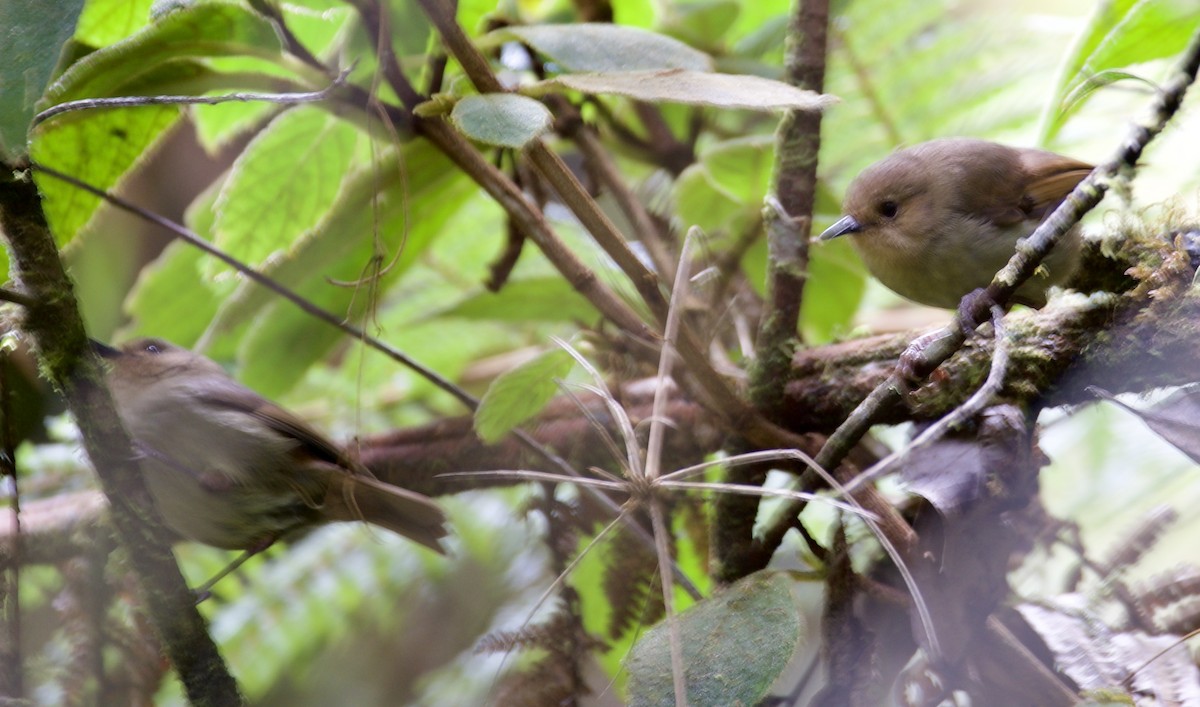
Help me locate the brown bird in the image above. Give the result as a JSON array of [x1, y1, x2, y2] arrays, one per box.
[[95, 338, 447, 554], [819, 137, 1093, 309]]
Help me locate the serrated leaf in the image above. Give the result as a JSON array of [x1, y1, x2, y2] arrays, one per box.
[[210, 107, 358, 272], [30, 105, 180, 245], [495, 23, 713, 73], [40, 1, 283, 106], [449, 94, 552, 149], [535, 70, 835, 111], [474, 348, 575, 443], [202, 140, 464, 341], [0, 0, 86, 157], [74, 0, 154, 47], [211, 143, 474, 395], [439, 277, 599, 323], [192, 0, 354, 151], [626, 570, 802, 707], [29, 1, 294, 245]]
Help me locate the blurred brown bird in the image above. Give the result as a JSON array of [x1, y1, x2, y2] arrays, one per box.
[[95, 338, 447, 554]]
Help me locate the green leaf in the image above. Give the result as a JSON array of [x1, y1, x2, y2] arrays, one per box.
[[210, 106, 359, 271], [702, 136, 774, 204], [731, 13, 787, 59], [449, 94, 552, 149], [192, 0, 354, 150], [456, 0, 498, 36], [209, 142, 474, 395], [534, 70, 835, 111], [0, 242, 10, 287], [496, 24, 713, 72], [658, 1, 741, 51], [30, 105, 179, 245], [474, 347, 576, 443], [202, 141, 463, 340], [439, 277, 599, 323], [626, 571, 803, 707], [800, 237, 866, 344], [40, 1, 283, 106], [74, 0, 154, 47], [1040, 0, 1199, 142], [29, 1, 292, 245], [673, 137, 774, 238], [0, 0, 86, 157], [121, 241, 234, 346], [673, 163, 747, 238]]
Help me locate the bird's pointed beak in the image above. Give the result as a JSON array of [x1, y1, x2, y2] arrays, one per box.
[[90, 339, 122, 358], [818, 215, 862, 241]]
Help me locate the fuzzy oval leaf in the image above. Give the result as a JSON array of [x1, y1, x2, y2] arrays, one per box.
[[450, 94, 552, 149], [210, 106, 358, 271], [536, 70, 835, 111], [497, 24, 712, 72], [626, 570, 802, 707], [474, 348, 576, 443], [40, 1, 282, 105], [0, 0, 85, 156]]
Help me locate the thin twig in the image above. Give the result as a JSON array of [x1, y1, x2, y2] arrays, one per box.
[[568, 109, 676, 280], [645, 229, 697, 480], [651, 502, 687, 706], [31, 67, 354, 127], [0, 289, 34, 308], [413, 0, 817, 456], [842, 305, 1010, 495]]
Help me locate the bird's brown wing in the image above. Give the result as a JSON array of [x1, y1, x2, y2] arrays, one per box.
[[196, 384, 449, 553], [193, 384, 348, 468], [1018, 149, 1094, 220]]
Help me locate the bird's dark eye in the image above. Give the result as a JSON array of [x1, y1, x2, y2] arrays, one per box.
[[143, 343, 162, 354], [879, 200, 899, 219]]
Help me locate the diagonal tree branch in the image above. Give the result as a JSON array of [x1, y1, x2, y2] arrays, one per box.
[[0, 168, 243, 707]]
